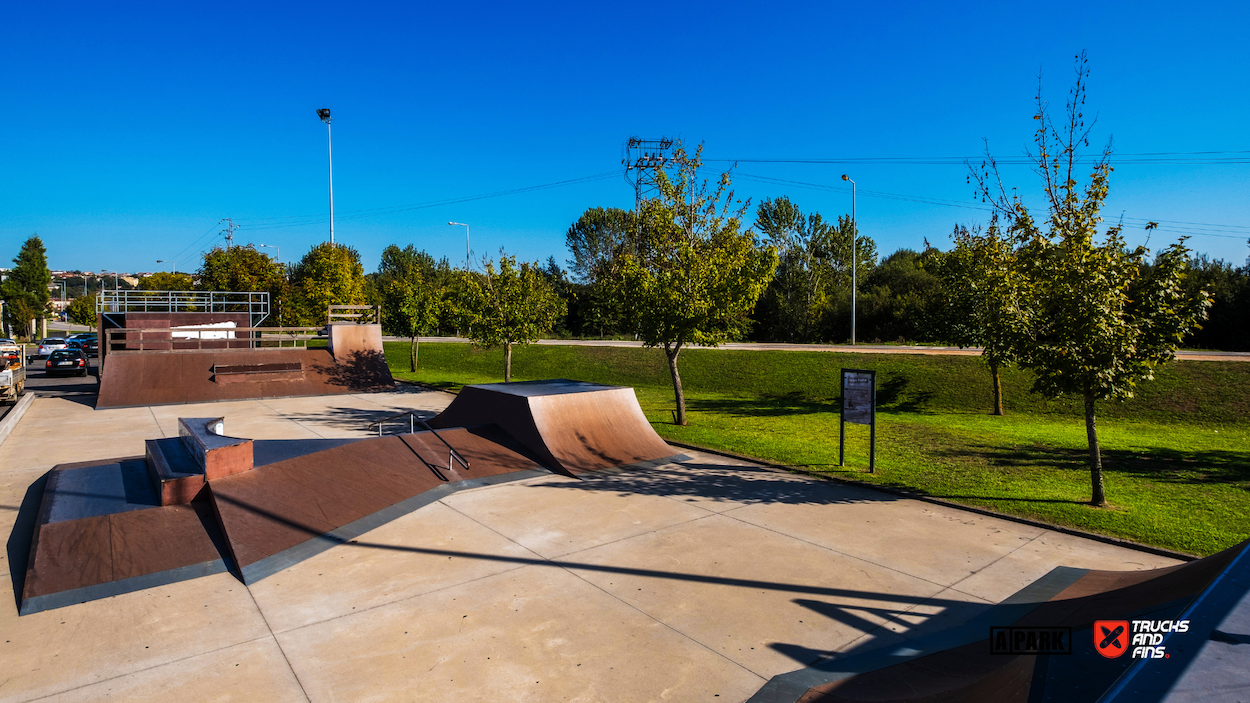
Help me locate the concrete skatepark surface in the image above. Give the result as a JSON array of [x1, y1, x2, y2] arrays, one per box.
[[1, 383, 1245, 701]]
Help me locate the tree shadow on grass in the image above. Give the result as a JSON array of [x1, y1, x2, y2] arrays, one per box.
[[875, 375, 934, 414], [933, 442, 1250, 489], [678, 377, 935, 420], [683, 392, 833, 419]]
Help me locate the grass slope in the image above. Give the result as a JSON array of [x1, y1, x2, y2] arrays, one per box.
[[386, 342, 1250, 556]]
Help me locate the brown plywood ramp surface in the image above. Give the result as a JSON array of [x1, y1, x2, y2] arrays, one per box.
[[96, 347, 393, 408], [429, 379, 680, 474], [750, 539, 1250, 703], [20, 458, 229, 615], [209, 427, 550, 584]]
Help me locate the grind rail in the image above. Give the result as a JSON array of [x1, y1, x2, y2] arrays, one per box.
[[368, 411, 471, 474]]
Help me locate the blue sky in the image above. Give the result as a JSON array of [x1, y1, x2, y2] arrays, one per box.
[[3, 1, 1248, 276]]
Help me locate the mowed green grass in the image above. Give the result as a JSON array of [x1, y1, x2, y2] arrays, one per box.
[[385, 341, 1250, 556]]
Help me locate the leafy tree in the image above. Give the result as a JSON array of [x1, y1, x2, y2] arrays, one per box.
[[619, 144, 778, 425], [931, 220, 1028, 414], [198, 245, 292, 325], [858, 247, 944, 344], [66, 295, 98, 327], [565, 207, 635, 284], [564, 208, 637, 336], [459, 253, 566, 381], [1175, 253, 1249, 351], [972, 53, 1210, 505], [139, 271, 195, 291], [290, 243, 368, 325], [1, 235, 52, 339], [754, 197, 838, 342], [378, 245, 446, 371], [810, 216, 877, 344]]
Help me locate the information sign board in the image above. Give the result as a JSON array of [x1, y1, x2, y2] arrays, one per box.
[[839, 368, 877, 472], [842, 371, 874, 425]]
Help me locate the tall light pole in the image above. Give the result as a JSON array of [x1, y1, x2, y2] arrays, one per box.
[[257, 244, 279, 262], [316, 109, 335, 246], [841, 174, 857, 345], [449, 222, 470, 270]]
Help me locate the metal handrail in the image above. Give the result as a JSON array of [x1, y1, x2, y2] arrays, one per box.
[[368, 411, 470, 472], [328, 305, 380, 324]]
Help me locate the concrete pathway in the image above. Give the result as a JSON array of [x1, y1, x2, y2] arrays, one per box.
[[0, 390, 1180, 702], [387, 336, 1249, 362]]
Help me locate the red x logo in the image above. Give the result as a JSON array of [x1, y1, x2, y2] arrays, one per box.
[[1095, 620, 1130, 658]]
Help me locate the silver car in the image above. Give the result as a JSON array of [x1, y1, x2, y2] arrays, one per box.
[[36, 338, 67, 358]]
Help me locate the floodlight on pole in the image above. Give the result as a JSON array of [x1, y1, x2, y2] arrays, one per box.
[[449, 222, 470, 270], [842, 174, 857, 346], [257, 244, 279, 263], [317, 109, 335, 246]]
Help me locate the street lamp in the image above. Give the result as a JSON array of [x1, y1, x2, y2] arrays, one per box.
[[448, 222, 470, 270], [316, 108, 335, 246], [841, 174, 857, 346], [257, 244, 279, 262]]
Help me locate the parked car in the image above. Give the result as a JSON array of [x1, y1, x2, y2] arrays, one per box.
[[80, 337, 99, 357], [69, 333, 97, 342], [0, 339, 24, 402], [45, 349, 88, 377], [36, 338, 67, 358]]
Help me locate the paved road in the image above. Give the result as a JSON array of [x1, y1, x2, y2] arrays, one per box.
[[384, 336, 1250, 362]]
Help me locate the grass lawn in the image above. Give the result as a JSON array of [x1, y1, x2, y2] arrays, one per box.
[[385, 341, 1250, 557]]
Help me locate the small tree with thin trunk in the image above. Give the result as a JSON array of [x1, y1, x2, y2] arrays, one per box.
[[973, 52, 1210, 505], [382, 276, 441, 372], [618, 144, 778, 425], [932, 218, 1028, 415], [460, 254, 565, 382]]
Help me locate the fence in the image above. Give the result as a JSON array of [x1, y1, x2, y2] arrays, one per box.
[[103, 327, 323, 354], [328, 305, 380, 325], [98, 291, 271, 328]]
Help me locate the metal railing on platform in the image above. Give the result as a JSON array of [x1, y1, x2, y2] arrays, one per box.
[[368, 411, 470, 474], [328, 305, 380, 325], [98, 290, 271, 327], [103, 326, 323, 354]]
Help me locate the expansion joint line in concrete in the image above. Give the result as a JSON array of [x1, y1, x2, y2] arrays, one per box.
[[18, 635, 280, 703], [147, 406, 165, 438], [256, 399, 330, 439], [437, 499, 768, 682], [244, 586, 313, 703]]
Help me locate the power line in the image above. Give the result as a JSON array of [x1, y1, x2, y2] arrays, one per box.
[[733, 172, 1249, 240], [237, 171, 623, 231], [706, 150, 1250, 166]]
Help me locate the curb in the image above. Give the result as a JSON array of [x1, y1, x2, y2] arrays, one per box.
[[388, 377, 1200, 562], [663, 439, 1201, 563], [0, 392, 36, 449]]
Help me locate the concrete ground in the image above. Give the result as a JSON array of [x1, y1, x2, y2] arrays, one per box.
[[0, 389, 1180, 703]]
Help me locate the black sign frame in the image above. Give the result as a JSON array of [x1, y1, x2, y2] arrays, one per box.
[[839, 368, 877, 473]]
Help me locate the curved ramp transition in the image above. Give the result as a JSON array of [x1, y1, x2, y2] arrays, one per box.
[[750, 538, 1250, 703], [430, 379, 676, 474]]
